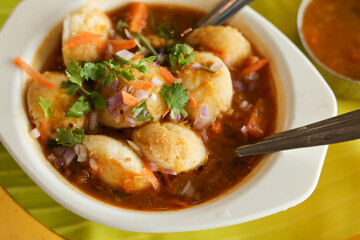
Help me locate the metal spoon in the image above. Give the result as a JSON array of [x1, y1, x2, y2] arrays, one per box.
[[236, 109, 360, 157], [181, 0, 255, 37]]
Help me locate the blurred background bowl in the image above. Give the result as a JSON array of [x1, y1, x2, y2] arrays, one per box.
[[297, 0, 360, 100]]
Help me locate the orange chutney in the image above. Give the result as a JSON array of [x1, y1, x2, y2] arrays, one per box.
[[302, 0, 360, 80]]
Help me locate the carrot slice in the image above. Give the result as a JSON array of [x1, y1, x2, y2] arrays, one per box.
[[162, 107, 170, 119], [187, 90, 197, 107], [132, 54, 144, 60], [246, 99, 268, 139], [64, 31, 104, 48], [211, 120, 223, 134], [159, 67, 176, 85], [241, 59, 268, 75], [128, 80, 153, 91], [122, 91, 140, 108], [13, 57, 56, 90], [143, 166, 160, 192], [108, 39, 137, 52], [128, 2, 149, 33], [40, 117, 48, 145]]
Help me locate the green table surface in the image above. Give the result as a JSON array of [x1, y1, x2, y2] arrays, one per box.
[[1, 0, 360, 239]]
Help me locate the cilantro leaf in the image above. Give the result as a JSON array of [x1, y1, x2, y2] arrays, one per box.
[[56, 127, 85, 147], [36, 97, 52, 118], [168, 43, 196, 70], [61, 80, 80, 95], [66, 96, 91, 118], [160, 83, 190, 119], [65, 59, 83, 86], [116, 20, 129, 30], [90, 90, 107, 110], [132, 101, 154, 122], [82, 62, 107, 81]]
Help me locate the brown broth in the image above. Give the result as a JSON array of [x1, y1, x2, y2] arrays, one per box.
[[302, 0, 360, 80], [40, 4, 277, 211]]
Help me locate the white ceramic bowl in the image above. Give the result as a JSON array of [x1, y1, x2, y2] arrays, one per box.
[[0, 0, 336, 233]]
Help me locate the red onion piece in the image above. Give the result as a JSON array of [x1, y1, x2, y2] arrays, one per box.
[[48, 153, 58, 162], [147, 161, 159, 171], [63, 147, 76, 166], [104, 43, 114, 57], [107, 91, 123, 112], [241, 125, 250, 140], [30, 128, 40, 139], [190, 62, 202, 70], [240, 100, 252, 111], [232, 79, 246, 92], [132, 107, 143, 118], [109, 79, 120, 92], [89, 111, 100, 133], [125, 115, 136, 127], [244, 72, 259, 82], [121, 103, 131, 112], [162, 168, 177, 175], [133, 90, 148, 101], [127, 86, 135, 94], [194, 117, 213, 131], [111, 108, 120, 121], [74, 144, 88, 163], [180, 181, 193, 196], [89, 158, 99, 171], [127, 140, 143, 157], [151, 77, 163, 87], [210, 61, 223, 71], [53, 146, 68, 156], [173, 114, 182, 122], [200, 130, 209, 143], [55, 159, 64, 169], [200, 105, 210, 118], [116, 49, 134, 61], [143, 110, 149, 117], [124, 28, 133, 40]]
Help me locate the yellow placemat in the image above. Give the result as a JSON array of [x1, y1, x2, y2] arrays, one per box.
[[1, 0, 360, 239]]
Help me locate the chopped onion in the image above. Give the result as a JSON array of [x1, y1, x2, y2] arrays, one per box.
[[133, 90, 148, 101], [107, 91, 123, 111], [124, 28, 133, 40], [173, 114, 182, 122], [48, 153, 58, 162], [89, 158, 99, 171], [240, 100, 252, 111], [194, 117, 213, 131], [74, 144, 88, 163], [116, 49, 134, 61], [147, 161, 158, 171], [150, 93, 157, 102], [125, 115, 136, 127], [241, 125, 250, 139], [143, 110, 149, 117], [244, 72, 259, 82], [111, 108, 120, 120], [63, 147, 76, 166], [151, 77, 163, 87], [180, 181, 194, 196], [30, 128, 40, 139], [55, 159, 64, 169], [127, 86, 135, 94], [232, 79, 246, 92], [121, 103, 131, 112], [127, 140, 143, 157], [200, 105, 210, 118], [191, 62, 202, 70], [109, 80, 120, 92], [162, 168, 177, 175], [53, 146, 68, 156], [132, 107, 143, 118], [89, 111, 100, 133], [210, 61, 223, 71], [200, 130, 209, 143], [104, 43, 114, 57]]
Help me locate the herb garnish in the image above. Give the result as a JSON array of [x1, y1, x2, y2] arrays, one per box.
[[132, 100, 154, 122], [160, 82, 189, 119], [168, 43, 196, 70], [55, 127, 85, 147], [36, 97, 52, 117]]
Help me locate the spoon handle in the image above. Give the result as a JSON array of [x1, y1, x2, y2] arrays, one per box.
[[236, 109, 360, 157], [197, 0, 255, 27]]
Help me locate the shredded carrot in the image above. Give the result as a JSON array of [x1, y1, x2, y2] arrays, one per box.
[[246, 99, 267, 139], [132, 54, 144, 60], [162, 107, 170, 119], [211, 120, 223, 134], [108, 39, 137, 52], [187, 90, 197, 107], [128, 80, 153, 91], [40, 117, 48, 145], [143, 166, 160, 192], [122, 91, 140, 108], [159, 67, 176, 85], [128, 2, 149, 33], [13, 57, 56, 90], [241, 59, 268, 75], [64, 31, 104, 48]]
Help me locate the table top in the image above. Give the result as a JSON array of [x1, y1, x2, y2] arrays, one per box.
[[1, 0, 360, 239]]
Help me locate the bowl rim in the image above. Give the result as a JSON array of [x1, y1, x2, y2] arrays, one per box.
[[297, 0, 360, 84], [0, 0, 337, 233]]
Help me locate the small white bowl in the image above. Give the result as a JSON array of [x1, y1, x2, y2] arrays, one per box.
[[0, 0, 336, 233]]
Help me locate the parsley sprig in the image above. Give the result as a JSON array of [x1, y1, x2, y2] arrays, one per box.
[[132, 101, 154, 122], [36, 97, 52, 118], [55, 127, 85, 147], [160, 83, 190, 119]]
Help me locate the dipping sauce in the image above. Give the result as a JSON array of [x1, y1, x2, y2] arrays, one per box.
[[301, 0, 360, 80]]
